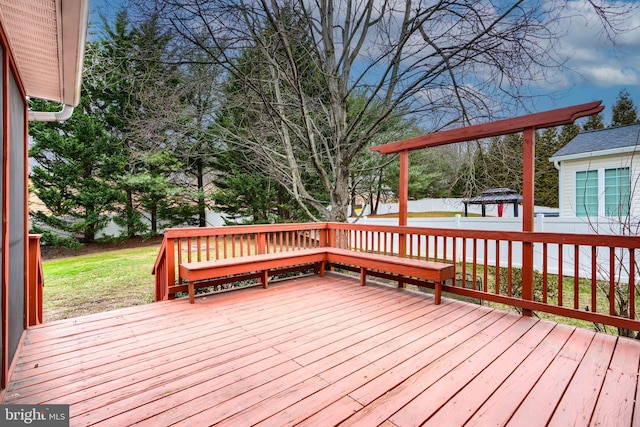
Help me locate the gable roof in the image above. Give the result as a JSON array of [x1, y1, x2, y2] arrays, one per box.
[[550, 123, 640, 162], [0, 0, 89, 107]]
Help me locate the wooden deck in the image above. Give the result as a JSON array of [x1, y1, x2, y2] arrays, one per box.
[[5, 273, 640, 426]]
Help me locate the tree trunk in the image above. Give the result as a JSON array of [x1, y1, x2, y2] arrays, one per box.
[[151, 203, 157, 233], [330, 169, 350, 222], [126, 189, 135, 238], [197, 159, 206, 227]]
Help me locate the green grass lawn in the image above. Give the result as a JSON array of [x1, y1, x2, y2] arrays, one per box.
[[42, 246, 160, 322]]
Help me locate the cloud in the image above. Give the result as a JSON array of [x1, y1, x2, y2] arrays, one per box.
[[579, 66, 639, 87], [548, 0, 640, 89]]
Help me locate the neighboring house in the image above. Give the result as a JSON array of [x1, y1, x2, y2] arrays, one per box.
[[0, 1, 89, 393], [549, 123, 640, 218]]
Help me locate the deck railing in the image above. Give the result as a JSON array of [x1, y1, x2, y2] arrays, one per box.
[[153, 222, 640, 331], [27, 234, 44, 327], [152, 223, 327, 301]]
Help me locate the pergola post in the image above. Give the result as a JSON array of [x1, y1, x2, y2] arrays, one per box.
[[521, 127, 536, 316], [398, 150, 409, 288], [399, 150, 409, 228]]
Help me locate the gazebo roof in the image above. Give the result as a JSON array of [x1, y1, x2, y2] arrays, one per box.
[[463, 188, 523, 205]]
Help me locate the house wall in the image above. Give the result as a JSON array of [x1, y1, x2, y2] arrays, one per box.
[[7, 70, 25, 376], [0, 24, 28, 391], [557, 153, 640, 218]]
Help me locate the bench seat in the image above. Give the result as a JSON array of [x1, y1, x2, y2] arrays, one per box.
[[324, 248, 454, 303], [179, 248, 327, 304], [179, 247, 454, 304]]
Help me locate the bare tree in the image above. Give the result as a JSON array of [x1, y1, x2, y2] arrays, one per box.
[[136, 0, 632, 221]]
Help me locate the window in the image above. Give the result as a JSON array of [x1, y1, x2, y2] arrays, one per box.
[[575, 170, 598, 217], [605, 167, 630, 217]]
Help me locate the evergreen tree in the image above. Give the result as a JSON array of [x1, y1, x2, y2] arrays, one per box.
[[582, 113, 605, 131], [386, 148, 457, 200], [482, 134, 523, 193], [558, 123, 580, 144], [611, 89, 638, 127], [29, 97, 124, 243], [535, 127, 562, 207], [92, 10, 204, 233]]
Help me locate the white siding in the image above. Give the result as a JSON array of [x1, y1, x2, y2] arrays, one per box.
[[558, 153, 640, 218]]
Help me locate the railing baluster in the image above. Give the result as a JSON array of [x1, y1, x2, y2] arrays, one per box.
[[542, 243, 548, 303], [461, 237, 467, 288], [409, 234, 414, 259], [495, 239, 500, 295], [630, 249, 636, 320], [472, 238, 478, 290], [483, 239, 489, 293], [452, 237, 457, 280], [609, 247, 615, 316], [558, 243, 563, 307], [443, 236, 448, 263], [574, 245, 580, 310], [206, 236, 211, 261], [507, 241, 512, 297], [424, 234, 429, 261], [591, 246, 597, 312]]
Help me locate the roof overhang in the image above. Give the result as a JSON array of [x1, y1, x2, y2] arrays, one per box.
[[0, 0, 90, 107], [549, 145, 639, 163]]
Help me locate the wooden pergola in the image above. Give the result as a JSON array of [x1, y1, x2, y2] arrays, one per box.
[[370, 101, 604, 314]]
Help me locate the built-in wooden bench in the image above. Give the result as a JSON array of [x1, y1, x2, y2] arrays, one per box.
[[324, 248, 454, 304], [179, 247, 455, 304], [179, 248, 327, 304]]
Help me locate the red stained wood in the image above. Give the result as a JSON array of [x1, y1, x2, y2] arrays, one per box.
[[501, 327, 594, 426], [370, 101, 603, 154], [4, 273, 640, 426], [547, 332, 617, 427], [387, 316, 545, 427], [590, 337, 640, 426]]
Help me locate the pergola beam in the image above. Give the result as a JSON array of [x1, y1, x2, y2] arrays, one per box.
[[371, 101, 604, 155]]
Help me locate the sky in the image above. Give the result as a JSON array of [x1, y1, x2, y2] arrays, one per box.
[[529, 0, 640, 123], [89, 0, 640, 125]]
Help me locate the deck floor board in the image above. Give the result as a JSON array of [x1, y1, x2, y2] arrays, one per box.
[[5, 273, 640, 426]]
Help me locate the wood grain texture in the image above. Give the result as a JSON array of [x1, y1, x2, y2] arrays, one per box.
[[5, 272, 640, 426]]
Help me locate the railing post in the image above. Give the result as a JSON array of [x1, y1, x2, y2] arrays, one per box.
[[319, 224, 328, 248], [166, 237, 176, 300], [398, 230, 407, 288], [328, 225, 336, 248], [257, 232, 267, 254], [27, 235, 43, 327], [521, 127, 535, 316]]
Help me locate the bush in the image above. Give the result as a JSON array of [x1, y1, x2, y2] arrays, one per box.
[[33, 229, 83, 249]]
